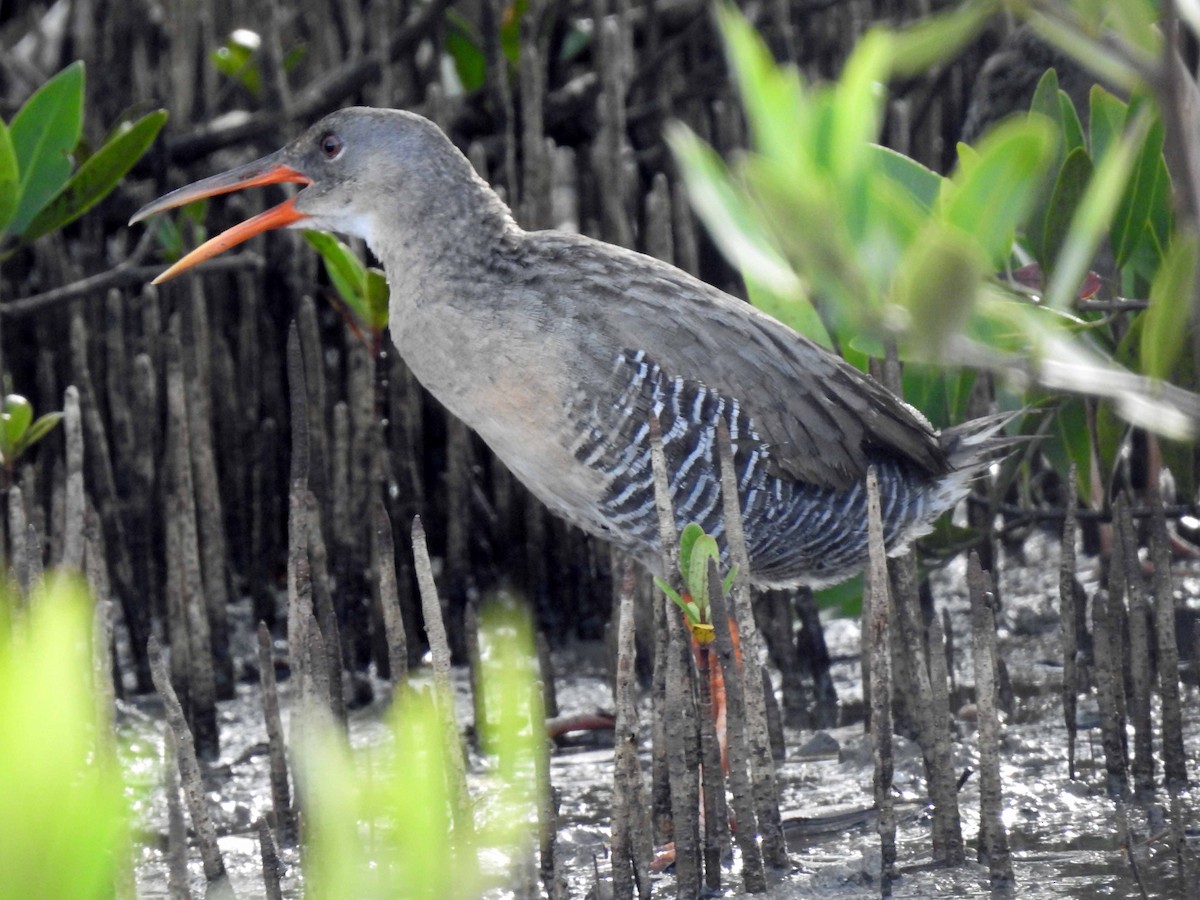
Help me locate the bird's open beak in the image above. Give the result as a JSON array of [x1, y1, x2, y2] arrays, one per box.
[[130, 153, 312, 284]]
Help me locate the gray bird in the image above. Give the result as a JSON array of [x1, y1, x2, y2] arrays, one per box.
[[131, 107, 1008, 588]]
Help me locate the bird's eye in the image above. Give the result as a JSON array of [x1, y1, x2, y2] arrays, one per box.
[[319, 132, 344, 159]]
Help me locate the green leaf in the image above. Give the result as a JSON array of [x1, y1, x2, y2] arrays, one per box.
[[868, 144, 943, 212], [1023, 69, 1065, 260], [1142, 231, 1199, 380], [1025, 10, 1144, 95], [901, 365, 976, 429], [745, 276, 833, 349], [677, 523, 705, 582], [941, 117, 1055, 267], [364, 268, 390, 332], [814, 574, 863, 617], [444, 11, 487, 93], [1029, 68, 1061, 124], [212, 31, 262, 97], [1045, 110, 1151, 310], [686, 535, 719, 608], [16, 412, 62, 456], [653, 576, 685, 610], [1038, 396, 1094, 504], [830, 30, 891, 183], [0, 122, 18, 233], [1088, 86, 1128, 165], [9, 61, 84, 234], [721, 564, 739, 596], [1111, 114, 1167, 272], [22, 110, 167, 241], [893, 221, 986, 355], [305, 230, 369, 320], [887, 0, 996, 76], [717, 3, 807, 172], [667, 124, 801, 297], [1057, 91, 1086, 154], [1, 395, 33, 458], [1041, 147, 1093, 272]]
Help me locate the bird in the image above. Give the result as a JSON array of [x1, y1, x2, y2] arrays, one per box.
[[131, 107, 1009, 589]]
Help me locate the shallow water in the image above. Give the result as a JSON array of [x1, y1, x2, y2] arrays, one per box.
[[125, 534, 1200, 898]]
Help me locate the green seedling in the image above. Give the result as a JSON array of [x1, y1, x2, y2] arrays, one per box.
[[0, 394, 62, 481], [654, 522, 738, 644]]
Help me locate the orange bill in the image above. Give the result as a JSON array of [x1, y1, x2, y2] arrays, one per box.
[[129, 158, 312, 284]]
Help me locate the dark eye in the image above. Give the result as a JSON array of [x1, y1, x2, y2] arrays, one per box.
[[319, 131, 344, 159]]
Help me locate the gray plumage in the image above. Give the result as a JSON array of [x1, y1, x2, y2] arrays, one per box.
[[133, 107, 1012, 588]]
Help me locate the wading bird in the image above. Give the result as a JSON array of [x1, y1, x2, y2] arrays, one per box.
[[132, 107, 1007, 587]]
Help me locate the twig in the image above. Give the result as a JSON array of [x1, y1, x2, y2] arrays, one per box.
[[3, 250, 262, 318]]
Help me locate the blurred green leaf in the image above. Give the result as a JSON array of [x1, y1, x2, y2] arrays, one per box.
[[301, 600, 539, 900], [212, 30, 262, 97], [1, 395, 32, 461], [22, 109, 168, 241], [0, 122, 18, 233], [869, 144, 943, 212], [717, 3, 807, 171], [1106, 0, 1162, 55], [1045, 110, 1150, 310], [1142, 231, 1199, 381], [8, 61, 84, 234], [1058, 91, 1086, 154], [893, 221, 986, 353], [941, 117, 1055, 268], [901, 364, 976, 429], [559, 24, 591, 62], [1088, 85, 1128, 166], [745, 277, 834, 349], [1041, 147, 1093, 272], [888, 0, 997, 76], [499, 0, 528, 65], [1029, 68, 1061, 123], [830, 30, 891, 184], [814, 574, 863, 617], [667, 125, 801, 297], [1112, 113, 1168, 272], [1024, 69, 1064, 261], [0, 575, 130, 899], [445, 11, 487, 93], [1041, 395, 1094, 500], [1025, 10, 1145, 94]]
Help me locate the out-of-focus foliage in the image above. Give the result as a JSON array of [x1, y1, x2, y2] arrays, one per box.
[[0, 576, 130, 900], [0, 62, 167, 259], [671, 2, 1200, 512], [301, 600, 542, 900]]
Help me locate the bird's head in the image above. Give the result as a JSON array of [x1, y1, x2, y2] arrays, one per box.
[[131, 107, 503, 284]]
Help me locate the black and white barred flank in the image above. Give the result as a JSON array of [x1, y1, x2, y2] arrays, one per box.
[[567, 349, 1009, 588]]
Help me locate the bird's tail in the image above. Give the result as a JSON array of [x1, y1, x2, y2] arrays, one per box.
[[941, 411, 1028, 473], [924, 411, 1029, 515]]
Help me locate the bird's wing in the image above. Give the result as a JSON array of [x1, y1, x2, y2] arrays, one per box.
[[522, 233, 948, 491]]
